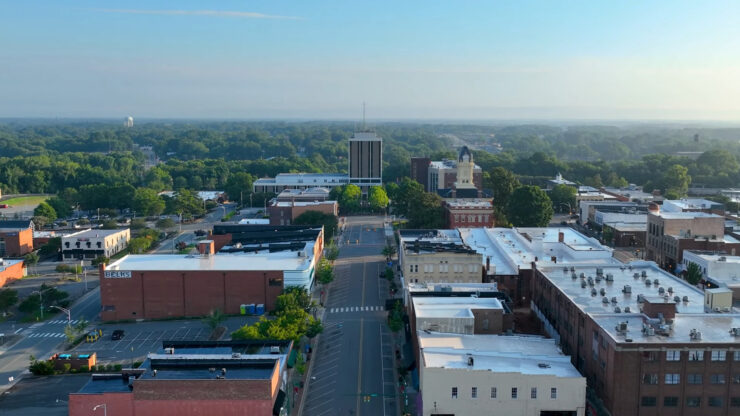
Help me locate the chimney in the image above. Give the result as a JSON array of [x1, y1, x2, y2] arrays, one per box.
[[198, 240, 215, 255], [558, 232, 564, 243]]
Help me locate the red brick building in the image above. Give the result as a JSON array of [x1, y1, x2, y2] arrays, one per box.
[[69, 340, 291, 416], [268, 201, 338, 226], [444, 199, 494, 229], [0, 258, 25, 288], [100, 226, 324, 321], [0, 220, 34, 257]]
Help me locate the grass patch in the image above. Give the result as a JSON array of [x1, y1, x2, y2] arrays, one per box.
[[1, 195, 49, 206]]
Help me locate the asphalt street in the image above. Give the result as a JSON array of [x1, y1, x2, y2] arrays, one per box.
[[302, 216, 397, 416]]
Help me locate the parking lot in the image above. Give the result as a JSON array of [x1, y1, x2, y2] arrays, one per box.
[[72, 316, 259, 364]]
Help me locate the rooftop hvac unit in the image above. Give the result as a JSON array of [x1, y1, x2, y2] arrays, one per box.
[[164, 348, 174, 355], [645, 280, 652, 286], [596, 267, 604, 276], [641, 270, 647, 278], [602, 297, 609, 304], [624, 306, 631, 313], [682, 296, 689, 302], [653, 279, 659, 286], [633, 273, 640, 279], [571, 273, 578, 280], [611, 297, 618, 304], [581, 281, 587, 289], [605, 274, 614, 281], [667, 287, 673, 293], [599, 288, 606, 296], [615, 321, 628, 333], [231, 353, 241, 358], [591, 288, 597, 297], [730, 328, 740, 336], [614, 307, 621, 313], [674, 296, 681, 303], [270, 346, 280, 354], [658, 287, 665, 295], [642, 325, 655, 336], [689, 329, 702, 340], [622, 285, 632, 294]]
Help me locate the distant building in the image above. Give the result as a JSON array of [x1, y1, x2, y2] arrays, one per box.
[[662, 198, 725, 215], [274, 187, 331, 202], [0, 258, 25, 289], [412, 149, 484, 197], [253, 173, 348, 194], [444, 199, 494, 229], [61, 228, 130, 261], [0, 220, 34, 257], [348, 131, 383, 190], [418, 332, 586, 416], [69, 340, 291, 416], [268, 200, 338, 226], [547, 173, 577, 190], [410, 157, 431, 190], [124, 116, 133, 128], [399, 229, 484, 285], [682, 250, 740, 298]]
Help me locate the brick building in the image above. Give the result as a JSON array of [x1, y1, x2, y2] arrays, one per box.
[[398, 229, 484, 285], [69, 340, 291, 416], [444, 199, 494, 229], [0, 220, 34, 257], [268, 201, 338, 226], [0, 258, 25, 289], [99, 228, 323, 321], [531, 262, 740, 416], [274, 187, 330, 202]]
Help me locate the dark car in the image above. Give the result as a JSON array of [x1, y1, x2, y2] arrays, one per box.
[[111, 330, 125, 340]]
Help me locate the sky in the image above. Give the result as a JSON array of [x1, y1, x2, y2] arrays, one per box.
[[1, 1, 739, 120]]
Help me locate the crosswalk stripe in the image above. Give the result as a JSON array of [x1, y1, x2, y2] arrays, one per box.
[[56, 333, 64, 337], [71, 320, 78, 324]]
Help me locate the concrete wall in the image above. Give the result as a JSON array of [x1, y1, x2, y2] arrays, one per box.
[[100, 269, 284, 321], [421, 366, 586, 416]]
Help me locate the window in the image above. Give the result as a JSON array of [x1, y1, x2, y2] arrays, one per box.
[[708, 397, 723, 408], [451, 387, 458, 399], [664, 374, 680, 384], [731, 397, 740, 407], [686, 397, 701, 407], [439, 264, 449, 273], [666, 350, 681, 361], [689, 350, 704, 361], [643, 351, 657, 361], [550, 388, 557, 399], [711, 350, 727, 361], [511, 388, 518, 399], [490, 387, 497, 399], [531, 388, 537, 399], [643, 374, 658, 384], [409, 265, 413, 273], [733, 374, 740, 384], [735, 351, 740, 361], [471, 387, 477, 398], [663, 397, 678, 407], [710, 374, 725, 384], [414, 265, 418, 273], [687, 374, 703, 384], [641, 396, 657, 407]]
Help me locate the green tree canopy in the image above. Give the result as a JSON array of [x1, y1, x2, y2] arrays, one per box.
[[224, 172, 254, 204], [45, 196, 72, 218], [0, 289, 19, 314], [487, 167, 520, 208], [315, 258, 335, 285], [34, 202, 57, 222], [549, 184, 577, 213], [408, 192, 445, 229], [507, 185, 554, 227], [662, 164, 691, 198], [392, 177, 425, 217], [368, 186, 389, 212], [293, 210, 338, 241], [132, 188, 165, 216]]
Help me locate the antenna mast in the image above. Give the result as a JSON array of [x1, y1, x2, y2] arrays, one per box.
[[362, 102, 366, 130]]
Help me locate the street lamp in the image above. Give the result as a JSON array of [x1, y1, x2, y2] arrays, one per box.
[[50, 305, 71, 327], [93, 404, 107, 416], [30, 287, 55, 320]]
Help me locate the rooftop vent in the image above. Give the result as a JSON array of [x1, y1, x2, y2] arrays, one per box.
[[231, 353, 241, 358], [591, 288, 597, 297], [164, 347, 174, 355], [270, 346, 281, 354], [641, 270, 647, 278], [730, 328, 740, 336], [614, 306, 621, 313], [571, 273, 578, 280], [624, 306, 631, 313], [645, 279, 652, 287], [642, 324, 655, 336], [152, 369, 157, 377], [596, 267, 604, 276], [622, 285, 632, 294], [581, 281, 587, 289], [674, 296, 681, 303], [605, 273, 614, 282], [667, 287, 673, 293], [682, 296, 689, 302], [602, 296, 610, 304], [538, 363, 551, 368], [633, 272, 640, 279], [615, 321, 628, 333], [653, 279, 659, 286], [599, 288, 606, 296], [689, 329, 702, 340], [595, 275, 602, 283], [467, 356, 474, 367], [611, 296, 618, 304], [658, 287, 665, 295]]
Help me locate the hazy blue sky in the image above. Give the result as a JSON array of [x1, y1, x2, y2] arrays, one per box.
[[1, 1, 739, 120]]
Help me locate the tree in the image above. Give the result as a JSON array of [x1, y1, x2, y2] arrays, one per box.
[[130, 218, 147, 230], [333, 184, 362, 214], [170, 189, 206, 218], [293, 210, 338, 241], [662, 164, 691, 198], [24, 252, 39, 275], [29, 355, 55, 376], [306, 319, 324, 338], [387, 301, 404, 332], [46, 196, 72, 218], [39, 237, 61, 256], [393, 178, 425, 217], [202, 309, 226, 331], [507, 185, 554, 227], [325, 241, 339, 261], [685, 262, 703, 285], [34, 202, 57, 222], [549, 184, 577, 213], [18, 284, 69, 315], [128, 237, 152, 254], [381, 245, 397, 259], [487, 167, 520, 208], [278, 286, 315, 313], [0, 289, 19, 315], [315, 258, 335, 285], [224, 172, 254, 205], [155, 218, 175, 230], [101, 220, 118, 229], [132, 188, 165, 216], [91, 256, 110, 266], [368, 186, 389, 212], [407, 192, 445, 229]]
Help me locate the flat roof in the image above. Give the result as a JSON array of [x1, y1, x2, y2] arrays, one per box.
[[413, 296, 503, 319], [445, 199, 492, 208], [277, 187, 330, 196], [106, 249, 312, 272], [686, 251, 740, 264], [538, 262, 707, 315], [663, 199, 722, 210], [273, 201, 336, 207], [407, 282, 499, 293], [64, 228, 128, 239], [594, 313, 740, 345], [652, 211, 724, 220], [419, 332, 582, 378], [138, 354, 278, 381]]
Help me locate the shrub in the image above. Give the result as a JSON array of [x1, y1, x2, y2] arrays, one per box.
[[80, 365, 89, 372], [29, 356, 55, 375], [63, 363, 72, 373], [113, 364, 122, 371]]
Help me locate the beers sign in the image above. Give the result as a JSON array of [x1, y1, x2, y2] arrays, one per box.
[[105, 270, 132, 279]]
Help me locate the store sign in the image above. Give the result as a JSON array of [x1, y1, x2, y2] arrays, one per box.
[[105, 270, 131, 278]]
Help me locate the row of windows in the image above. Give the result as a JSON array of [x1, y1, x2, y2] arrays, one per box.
[[408, 264, 478, 274], [451, 387, 557, 400], [645, 349, 739, 362], [453, 214, 489, 223], [644, 373, 740, 385], [642, 396, 740, 408]]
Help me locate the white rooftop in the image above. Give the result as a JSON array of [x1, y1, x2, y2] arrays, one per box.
[[663, 199, 723, 212], [255, 173, 348, 186], [653, 211, 724, 220], [238, 218, 270, 225], [273, 201, 336, 207], [538, 262, 707, 315], [445, 199, 492, 209], [413, 297, 503, 319], [419, 332, 582, 378], [64, 228, 128, 239], [593, 313, 740, 345], [459, 227, 617, 276], [407, 282, 499, 293], [400, 229, 464, 245], [0, 259, 23, 272], [106, 249, 312, 272]]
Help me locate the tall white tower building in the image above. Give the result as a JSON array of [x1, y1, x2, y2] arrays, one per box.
[[124, 116, 134, 128]]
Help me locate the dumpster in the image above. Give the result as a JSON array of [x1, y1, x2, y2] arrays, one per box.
[[247, 304, 256, 315], [240, 304, 247, 315], [256, 304, 265, 315]]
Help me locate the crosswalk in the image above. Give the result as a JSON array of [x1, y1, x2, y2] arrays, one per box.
[[27, 332, 66, 338], [328, 306, 384, 313], [46, 319, 81, 325]]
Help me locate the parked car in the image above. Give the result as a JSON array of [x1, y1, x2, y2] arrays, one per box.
[[111, 330, 125, 340]]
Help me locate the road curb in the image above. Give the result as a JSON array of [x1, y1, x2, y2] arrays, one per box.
[[296, 303, 326, 416]]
